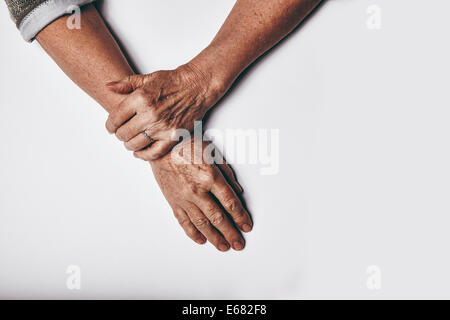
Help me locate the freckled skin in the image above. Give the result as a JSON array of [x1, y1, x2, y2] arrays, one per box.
[[151, 139, 253, 251], [106, 0, 323, 161], [105, 64, 219, 157], [34, 0, 322, 251]]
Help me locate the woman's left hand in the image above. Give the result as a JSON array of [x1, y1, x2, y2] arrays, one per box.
[[150, 138, 252, 251], [105, 63, 225, 160]]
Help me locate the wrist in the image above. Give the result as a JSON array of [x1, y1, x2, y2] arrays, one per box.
[[186, 45, 241, 104]]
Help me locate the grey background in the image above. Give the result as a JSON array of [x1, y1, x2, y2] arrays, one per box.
[[1, 0, 449, 299]]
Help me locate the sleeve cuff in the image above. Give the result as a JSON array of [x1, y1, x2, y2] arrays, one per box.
[[19, 0, 96, 42]]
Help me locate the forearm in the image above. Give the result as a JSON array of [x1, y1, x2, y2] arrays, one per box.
[[190, 0, 322, 92], [35, 4, 134, 113]]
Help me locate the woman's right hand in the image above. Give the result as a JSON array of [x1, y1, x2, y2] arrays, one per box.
[[105, 63, 227, 160]]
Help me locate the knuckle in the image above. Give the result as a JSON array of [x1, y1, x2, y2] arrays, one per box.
[[204, 204, 216, 215], [144, 106, 159, 121], [199, 167, 217, 185], [125, 75, 135, 84], [184, 184, 200, 194], [224, 198, 241, 214], [123, 131, 132, 142], [118, 133, 127, 142], [107, 117, 119, 133], [134, 90, 148, 105], [192, 217, 209, 228], [115, 132, 125, 141], [168, 128, 179, 140], [179, 218, 190, 228], [124, 141, 134, 151], [209, 212, 224, 226], [116, 129, 130, 142], [136, 102, 149, 114]]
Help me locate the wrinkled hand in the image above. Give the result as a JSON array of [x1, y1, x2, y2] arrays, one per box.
[[105, 63, 225, 160], [150, 138, 253, 252]]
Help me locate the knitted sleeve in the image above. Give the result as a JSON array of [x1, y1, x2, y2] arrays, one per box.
[[5, 0, 96, 41]]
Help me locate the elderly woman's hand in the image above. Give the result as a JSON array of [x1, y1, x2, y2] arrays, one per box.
[[105, 63, 225, 160], [150, 138, 253, 251]]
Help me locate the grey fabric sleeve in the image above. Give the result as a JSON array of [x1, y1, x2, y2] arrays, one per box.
[[5, 0, 96, 41]]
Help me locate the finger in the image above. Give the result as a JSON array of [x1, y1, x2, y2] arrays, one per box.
[[173, 207, 206, 245], [105, 91, 150, 134], [105, 109, 136, 135], [115, 114, 151, 142], [211, 170, 253, 233], [124, 132, 154, 151], [217, 162, 243, 194], [206, 145, 243, 194], [184, 203, 230, 252], [107, 75, 147, 94], [134, 140, 177, 161], [194, 195, 245, 251]]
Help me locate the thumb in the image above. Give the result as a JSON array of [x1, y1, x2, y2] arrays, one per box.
[[107, 75, 146, 94]]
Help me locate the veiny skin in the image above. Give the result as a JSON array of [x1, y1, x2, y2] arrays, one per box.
[[105, 0, 323, 160], [105, 64, 223, 160], [35, 4, 250, 252], [151, 139, 252, 251], [34, 0, 322, 251]]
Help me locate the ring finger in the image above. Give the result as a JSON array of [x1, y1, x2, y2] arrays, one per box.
[[115, 115, 152, 142], [124, 131, 155, 151]]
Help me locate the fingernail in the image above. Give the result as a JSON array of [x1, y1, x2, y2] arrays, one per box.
[[233, 241, 244, 251], [196, 238, 206, 245], [219, 243, 229, 252], [242, 224, 252, 233], [236, 182, 244, 193]]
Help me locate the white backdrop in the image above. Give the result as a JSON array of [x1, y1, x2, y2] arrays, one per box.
[[1, 0, 450, 299]]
